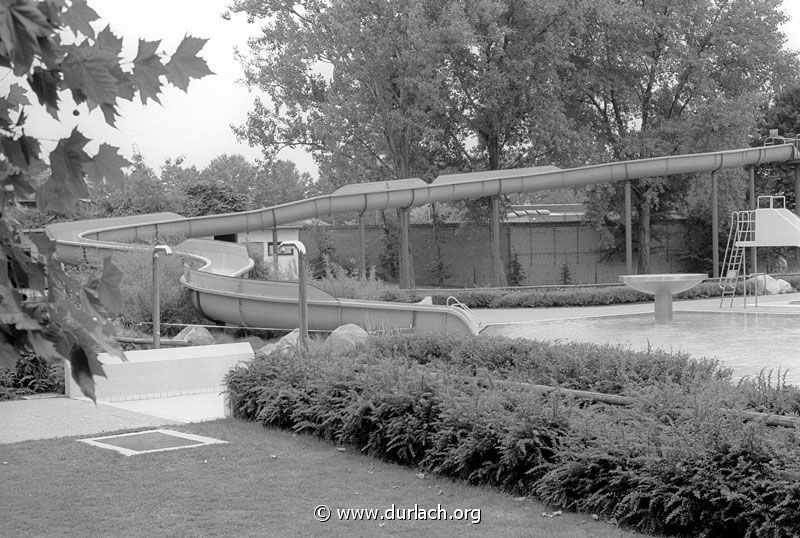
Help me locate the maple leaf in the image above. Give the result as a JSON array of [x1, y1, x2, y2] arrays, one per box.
[[48, 128, 90, 197], [6, 82, 29, 107], [62, 43, 120, 107], [95, 25, 122, 56], [0, 0, 52, 74], [95, 257, 123, 314], [132, 38, 164, 104], [83, 143, 130, 186], [0, 135, 40, 169], [59, 0, 98, 39], [164, 35, 213, 91], [27, 67, 59, 119]]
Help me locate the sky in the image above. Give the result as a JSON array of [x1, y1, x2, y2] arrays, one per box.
[[13, 0, 800, 178]]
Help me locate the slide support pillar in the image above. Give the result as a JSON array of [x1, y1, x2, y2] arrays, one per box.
[[272, 228, 279, 269], [358, 213, 366, 281], [624, 182, 633, 274], [398, 208, 413, 289], [490, 196, 506, 287], [711, 170, 719, 279], [749, 166, 757, 274]]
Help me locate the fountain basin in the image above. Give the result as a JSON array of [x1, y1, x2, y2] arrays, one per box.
[[619, 273, 707, 322]]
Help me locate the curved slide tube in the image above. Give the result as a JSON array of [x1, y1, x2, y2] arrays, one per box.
[[47, 144, 799, 336]]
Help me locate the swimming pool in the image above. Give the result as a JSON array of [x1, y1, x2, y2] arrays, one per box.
[[483, 311, 800, 385]]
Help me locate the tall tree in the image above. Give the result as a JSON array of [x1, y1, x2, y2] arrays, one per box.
[[230, 0, 447, 187], [251, 159, 311, 208], [571, 0, 797, 272], [0, 0, 211, 399], [437, 0, 584, 172], [95, 153, 181, 216], [199, 153, 255, 194]]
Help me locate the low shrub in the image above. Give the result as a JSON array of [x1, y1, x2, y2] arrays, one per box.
[[227, 334, 800, 537], [387, 274, 798, 310], [0, 353, 64, 400], [367, 333, 730, 394]]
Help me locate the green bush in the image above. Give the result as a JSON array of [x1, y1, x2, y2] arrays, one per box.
[[227, 333, 800, 537], [367, 333, 730, 394], [0, 353, 64, 400], [379, 275, 800, 309]]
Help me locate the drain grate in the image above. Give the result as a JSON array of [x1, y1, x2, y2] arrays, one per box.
[[80, 429, 227, 456]]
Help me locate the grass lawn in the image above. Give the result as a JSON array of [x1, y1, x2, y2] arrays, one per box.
[[0, 418, 641, 538]]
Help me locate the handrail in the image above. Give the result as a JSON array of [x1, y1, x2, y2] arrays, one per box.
[[446, 296, 482, 328]]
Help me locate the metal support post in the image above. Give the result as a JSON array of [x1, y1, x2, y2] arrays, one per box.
[[358, 212, 366, 281], [711, 171, 719, 279], [280, 240, 308, 347], [152, 245, 173, 349], [490, 196, 505, 286], [272, 228, 279, 269], [398, 208, 413, 289], [624, 182, 633, 274]]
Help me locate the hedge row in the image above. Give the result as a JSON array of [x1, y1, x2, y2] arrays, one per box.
[[375, 274, 800, 309], [226, 339, 800, 537]]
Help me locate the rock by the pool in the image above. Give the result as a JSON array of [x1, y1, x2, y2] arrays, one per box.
[[174, 325, 216, 345], [324, 324, 369, 353]]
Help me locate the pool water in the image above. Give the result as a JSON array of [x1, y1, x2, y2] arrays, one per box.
[[483, 311, 800, 385]]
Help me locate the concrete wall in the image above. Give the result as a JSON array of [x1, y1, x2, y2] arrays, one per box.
[[300, 221, 692, 287], [65, 343, 254, 403]]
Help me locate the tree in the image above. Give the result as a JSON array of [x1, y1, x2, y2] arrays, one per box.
[[571, 0, 797, 273], [183, 181, 247, 217], [160, 155, 200, 205], [251, 160, 311, 208], [95, 152, 181, 216], [764, 86, 800, 138], [199, 153, 255, 195], [230, 0, 447, 187], [0, 0, 211, 400]]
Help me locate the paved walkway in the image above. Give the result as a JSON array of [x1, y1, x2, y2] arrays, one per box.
[[0, 393, 226, 445], [0, 397, 179, 444]]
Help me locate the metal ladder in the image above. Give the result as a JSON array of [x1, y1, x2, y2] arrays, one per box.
[[719, 209, 755, 307]]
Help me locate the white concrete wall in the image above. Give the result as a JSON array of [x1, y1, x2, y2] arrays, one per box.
[[65, 343, 254, 403]]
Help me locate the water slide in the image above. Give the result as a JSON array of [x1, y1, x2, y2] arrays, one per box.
[[752, 203, 800, 246], [46, 144, 799, 336]]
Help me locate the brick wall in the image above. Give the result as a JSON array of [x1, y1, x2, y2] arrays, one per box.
[[300, 220, 692, 286]]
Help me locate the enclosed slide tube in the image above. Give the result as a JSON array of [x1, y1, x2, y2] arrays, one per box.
[[47, 144, 799, 336]]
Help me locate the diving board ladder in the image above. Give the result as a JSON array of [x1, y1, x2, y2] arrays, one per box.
[[719, 209, 755, 307]]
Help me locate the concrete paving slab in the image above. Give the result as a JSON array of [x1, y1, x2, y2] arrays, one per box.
[[102, 393, 227, 423], [0, 398, 180, 445]]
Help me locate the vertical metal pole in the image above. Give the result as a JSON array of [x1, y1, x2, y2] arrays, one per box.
[[153, 252, 160, 349], [490, 196, 504, 286], [297, 247, 308, 347], [272, 228, 279, 269], [399, 208, 412, 288], [624, 182, 633, 274], [151, 246, 171, 348], [358, 213, 366, 281], [749, 166, 756, 276], [711, 171, 719, 279], [795, 166, 800, 216], [794, 166, 800, 270]]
